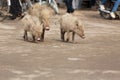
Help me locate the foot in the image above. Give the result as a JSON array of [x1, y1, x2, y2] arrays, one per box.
[[110, 12, 116, 18], [99, 4, 105, 10], [9, 15, 16, 20], [71, 9, 74, 13]]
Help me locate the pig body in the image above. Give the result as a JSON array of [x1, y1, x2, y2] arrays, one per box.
[[28, 3, 52, 41], [21, 14, 43, 42], [60, 13, 85, 42]]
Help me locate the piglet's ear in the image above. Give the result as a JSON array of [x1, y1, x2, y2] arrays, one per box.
[[75, 21, 79, 26], [40, 23, 43, 26]]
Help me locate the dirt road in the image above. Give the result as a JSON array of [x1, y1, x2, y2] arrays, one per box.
[[0, 9, 120, 80]]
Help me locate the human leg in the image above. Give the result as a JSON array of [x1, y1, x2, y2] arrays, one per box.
[[65, 0, 74, 13], [68, 0, 74, 13], [9, 0, 22, 19], [111, 0, 120, 12], [99, 0, 108, 9], [110, 0, 120, 18]]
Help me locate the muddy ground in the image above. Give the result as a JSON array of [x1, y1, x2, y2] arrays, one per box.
[[0, 9, 120, 80]]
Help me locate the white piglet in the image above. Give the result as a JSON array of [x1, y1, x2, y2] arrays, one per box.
[[60, 13, 85, 42]]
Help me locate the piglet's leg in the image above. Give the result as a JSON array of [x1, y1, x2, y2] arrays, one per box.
[[41, 29, 45, 42], [23, 30, 28, 41], [72, 32, 75, 42], [61, 29, 65, 41], [66, 31, 70, 42], [32, 35, 35, 42]]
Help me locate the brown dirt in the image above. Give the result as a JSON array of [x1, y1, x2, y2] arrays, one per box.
[[0, 9, 120, 80]]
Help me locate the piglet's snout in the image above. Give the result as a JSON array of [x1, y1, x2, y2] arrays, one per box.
[[45, 26, 50, 30], [81, 35, 85, 39], [37, 38, 41, 41]]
